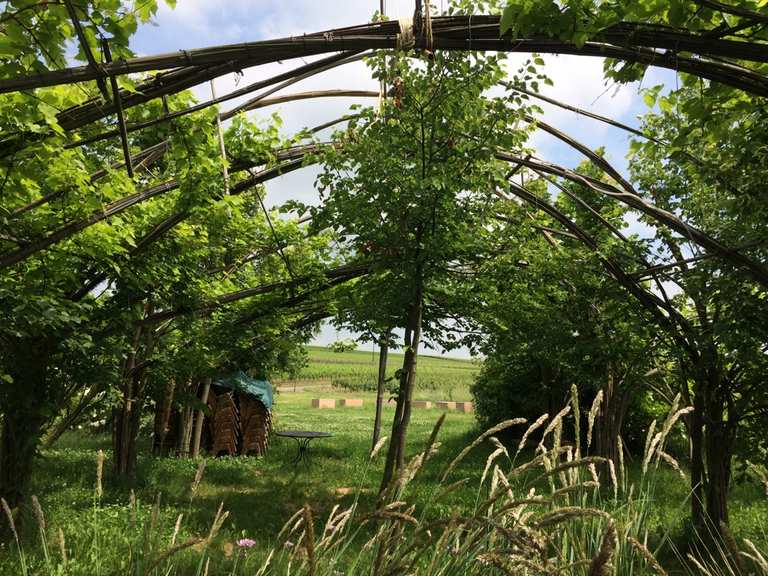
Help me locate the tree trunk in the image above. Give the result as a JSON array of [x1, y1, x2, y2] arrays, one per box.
[[704, 389, 732, 528], [372, 331, 390, 452], [177, 379, 196, 458], [0, 337, 51, 518], [113, 324, 142, 478], [112, 370, 145, 481], [0, 411, 45, 513], [113, 306, 154, 481], [380, 298, 423, 494], [595, 363, 629, 472], [191, 378, 211, 458], [690, 381, 706, 531], [689, 364, 732, 539], [153, 378, 176, 455]]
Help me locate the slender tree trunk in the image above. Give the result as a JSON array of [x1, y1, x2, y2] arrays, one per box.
[[113, 325, 142, 478], [191, 378, 211, 458], [153, 378, 176, 455], [113, 304, 154, 480], [689, 354, 733, 535], [690, 379, 706, 530], [395, 305, 422, 472], [595, 363, 629, 472], [113, 368, 146, 481], [372, 331, 390, 452], [705, 422, 731, 526], [380, 297, 423, 493], [177, 379, 196, 457], [704, 386, 732, 528], [43, 386, 103, 449]]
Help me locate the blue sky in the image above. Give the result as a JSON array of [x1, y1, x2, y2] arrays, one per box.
[[128, 1, 678, 357]]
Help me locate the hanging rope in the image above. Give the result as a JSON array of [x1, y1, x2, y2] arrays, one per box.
[[397, 18, 415, 50], [423, 0, 433, 51]]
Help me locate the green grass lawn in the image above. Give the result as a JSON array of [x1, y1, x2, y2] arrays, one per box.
[[2, 389, 484, 575], [3, 363, 768, 574]]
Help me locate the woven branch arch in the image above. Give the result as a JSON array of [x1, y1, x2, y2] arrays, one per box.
[[5, 85, 765, 301], [1, 4, 766, 332]]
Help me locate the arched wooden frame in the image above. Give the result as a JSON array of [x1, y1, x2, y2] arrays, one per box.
[[4, 87, 764, 300], [1, 9, 766, 332]]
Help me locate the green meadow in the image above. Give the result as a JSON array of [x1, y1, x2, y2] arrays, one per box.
[[276, 345, 480, 401], [3, 358, 768, 574]]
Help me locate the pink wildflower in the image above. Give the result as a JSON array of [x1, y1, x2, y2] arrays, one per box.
[[237, 538, 256, 548]]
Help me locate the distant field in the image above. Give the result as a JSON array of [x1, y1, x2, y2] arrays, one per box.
[[275, 346, 481, 401]]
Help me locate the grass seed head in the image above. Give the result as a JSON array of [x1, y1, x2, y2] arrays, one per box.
[[441, 418, 526, 482], [617, 436, 625, 488], [570, 384, 581, 456], [588, 521, 616, 576], [743, 539, 768, 572], [538, 405, 570, 453], [608, 459, 618, 500], [96, 449, 104, 499], [30, 495, 46, 536], [659, 451, 685, 478], [190, 459, 206, 501], [370, 436, 388, 461], [57, 527, 67, 564], [627, 536, 668, 575], [1, 497, 18, 543], [587, 390, 604, 451], [171, 513, 183, 545], [517, 413, 549, 456], [642, 420, 658, 475], [303, 505, 316, 576]]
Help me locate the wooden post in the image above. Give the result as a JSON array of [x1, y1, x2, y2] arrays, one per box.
[[63, 0, 110, 101], [191, 377, 212, 458], [101, 38, 133, 177]]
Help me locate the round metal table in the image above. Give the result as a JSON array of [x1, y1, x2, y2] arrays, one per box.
[[275, 430, 332, 466]]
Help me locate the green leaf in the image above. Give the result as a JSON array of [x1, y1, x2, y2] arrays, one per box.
[[572, 30, 589, 48], [500, 5, 517, 35], [0, 37, 18, 58]]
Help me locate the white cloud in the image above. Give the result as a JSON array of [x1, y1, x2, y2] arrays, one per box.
[[135, 1, 676, 180]]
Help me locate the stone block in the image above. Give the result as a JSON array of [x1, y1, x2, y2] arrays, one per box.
[[412, 400, 432, 409], [455, 402, 474, 413], [436, 401, 457, 410]]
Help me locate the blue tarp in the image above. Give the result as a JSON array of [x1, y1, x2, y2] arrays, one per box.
[[214, 371, 273, 409]]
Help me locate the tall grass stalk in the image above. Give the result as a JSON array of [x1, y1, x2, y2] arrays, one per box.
[[2, 497, 27, 576]]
